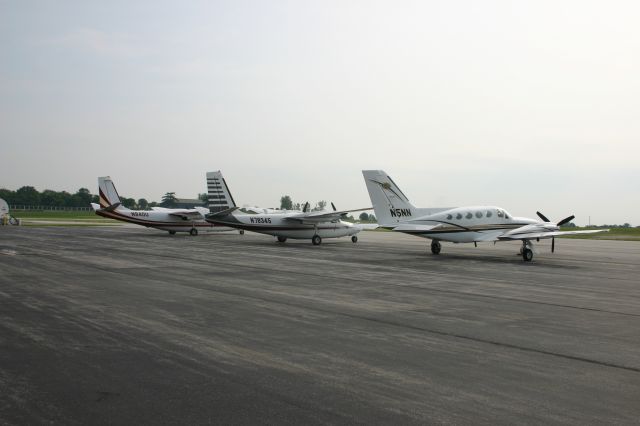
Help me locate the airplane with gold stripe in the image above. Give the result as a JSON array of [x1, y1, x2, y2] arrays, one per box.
[[363, 170, 607, 262]]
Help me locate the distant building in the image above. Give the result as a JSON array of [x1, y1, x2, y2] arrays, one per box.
[[173, 198, 205, 209]]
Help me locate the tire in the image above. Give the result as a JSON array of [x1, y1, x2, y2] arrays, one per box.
[[522, 248, 533, 262], [169, 230, 176, 235], [189, 228, 198, 236], [312, 235, 322, 245], [277, 236, 287, 243], [351, 235, 358, 243], [239, 230, 245, 235], [430, 241, 441, 255]]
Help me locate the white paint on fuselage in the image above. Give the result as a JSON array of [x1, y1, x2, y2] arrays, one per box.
[[228, 212, 360, 240], [95, 207, 234, 233], [404, 205, 538, 243]]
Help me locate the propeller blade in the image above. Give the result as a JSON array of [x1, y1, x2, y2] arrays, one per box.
[[331, 202, 336, 211], [552, 237, 555, 253], [536, 211, 550, 222], [557, 215, 575, 226], [303, 202, 310, 213]]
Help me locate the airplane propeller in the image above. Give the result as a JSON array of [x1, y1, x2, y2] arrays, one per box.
[[331, 202, 336, 211], [303, 202, 310, 213], [536, 211, 576, 253]]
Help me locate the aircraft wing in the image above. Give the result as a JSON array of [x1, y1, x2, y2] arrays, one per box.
[[284, 207, 372, 223], [498, 229, 608, 241], [167, 210, 205, 220], [392, 223, 443, 232]]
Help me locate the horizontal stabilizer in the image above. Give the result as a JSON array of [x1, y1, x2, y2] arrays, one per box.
[[101, 202, 121, 213], [205, 206, 238, 219]]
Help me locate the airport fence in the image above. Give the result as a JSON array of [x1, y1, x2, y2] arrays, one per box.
[[10, 205, 92, 212]]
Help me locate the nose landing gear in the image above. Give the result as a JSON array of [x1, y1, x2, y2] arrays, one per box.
[[521, 240, 534, 262], [312, 235, 322, 245], [351, 235, 358, 243]]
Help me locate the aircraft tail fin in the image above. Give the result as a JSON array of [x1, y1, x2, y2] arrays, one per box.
[[98, 176, 123, 209], [206, 171, 237, 213], [362, 170, 418, 227]]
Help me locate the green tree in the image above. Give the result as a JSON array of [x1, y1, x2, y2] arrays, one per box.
[[121, 197, 137, 209], [359, 212, 369, 221], [75, 188, 92, 206], [198, 193, 208, 204], [280, 195, 293, 210], [15, 186, 40, 206], [316, 200, 327, 211], [138, 198, 149, 210], [0, 188, 15, 204], [161, 192, 177, 207]]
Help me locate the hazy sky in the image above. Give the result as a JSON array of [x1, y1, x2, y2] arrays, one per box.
[[1, 0, 639, 225]]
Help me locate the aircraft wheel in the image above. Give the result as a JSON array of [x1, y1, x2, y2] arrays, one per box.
[[189, 228, 198, 236], [169, 230, 176, 235], [239, 230, 245, 235], [351, 235, 358, 243], [312, 235, 322, 245], [522, 248, 533, 262], [431, 241, 441, 255], [277, 236, 287, 243]]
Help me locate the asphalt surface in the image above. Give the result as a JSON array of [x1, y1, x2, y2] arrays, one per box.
[[1, 226, 639, 425]]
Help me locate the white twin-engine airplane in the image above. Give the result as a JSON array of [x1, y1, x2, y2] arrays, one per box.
[[205, 174, 370, 245], [363, 170, 607, 262], [91, 172, 236, 235]]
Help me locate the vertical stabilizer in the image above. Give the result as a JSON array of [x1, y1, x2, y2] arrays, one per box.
[[362, 170, 417, 226], [98, 176, 123, 209], [206, 171, 237, 213]]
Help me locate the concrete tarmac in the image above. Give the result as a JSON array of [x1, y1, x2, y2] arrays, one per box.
[[1, 226, 639, 425]]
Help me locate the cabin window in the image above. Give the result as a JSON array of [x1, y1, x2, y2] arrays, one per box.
[[486, 211, 492, 218], [456, 213, 462, 220], [446, 214, 452, 220], [465, 212, 473, 219], [497, 210, 504, 218], [475, 211, 483, 218]]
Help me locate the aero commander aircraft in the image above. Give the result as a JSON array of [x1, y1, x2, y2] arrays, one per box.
[[91, 172, 235, 236], [363, 170, 607, 262], [205, 172, 371, 245]]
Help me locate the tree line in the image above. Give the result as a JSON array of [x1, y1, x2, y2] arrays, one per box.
[[0, 186, 181, 210]]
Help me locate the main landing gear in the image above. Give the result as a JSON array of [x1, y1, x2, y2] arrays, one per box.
[[430, 240, 441, 255], [239, 230, 245, 235], [277, 236, 287, 243], [351, 235, 358, 243], [189, 228, 198, 236], [168, 230, 176, 235], [312, 235, 322, 246]]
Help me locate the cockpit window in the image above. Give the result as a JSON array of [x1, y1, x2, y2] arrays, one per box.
[[456, 213, 462, 220], [475, 211, 482, 218], [497, 210, 504, 218], [446, 214, 452, 220], [465, 212, 473, 219], [486, 211, 492, 218]]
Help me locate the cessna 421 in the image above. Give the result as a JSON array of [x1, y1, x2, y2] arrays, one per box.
[[205, 172, 371, 245], [91, 172, 235, 236], [363, 170, 607, 262]]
